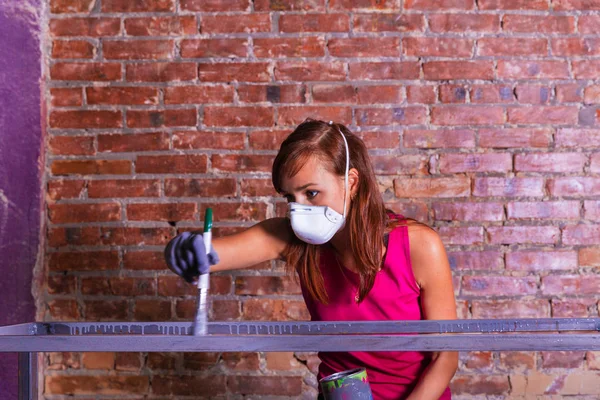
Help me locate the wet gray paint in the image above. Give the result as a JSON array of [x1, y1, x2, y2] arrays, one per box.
[[0, 0, 42, 397]]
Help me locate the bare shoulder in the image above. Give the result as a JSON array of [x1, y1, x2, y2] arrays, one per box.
[[406, 221, 450, 288]]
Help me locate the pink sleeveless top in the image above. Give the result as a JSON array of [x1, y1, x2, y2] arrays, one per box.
[[301, 219, 452, 400]]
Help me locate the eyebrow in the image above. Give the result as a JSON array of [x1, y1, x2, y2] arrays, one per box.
[[281, 183, 318, 195]]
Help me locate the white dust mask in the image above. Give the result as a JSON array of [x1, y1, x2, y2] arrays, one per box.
[[288, 125, 350, 245]]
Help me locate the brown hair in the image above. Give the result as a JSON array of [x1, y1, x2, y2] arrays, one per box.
[[272, 119, 389, 304]]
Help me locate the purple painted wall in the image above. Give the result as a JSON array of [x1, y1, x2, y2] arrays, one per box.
[[0, 1, 42, 397]]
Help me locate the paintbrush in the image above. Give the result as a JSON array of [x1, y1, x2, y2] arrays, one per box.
[[192, 208, 212, 336]]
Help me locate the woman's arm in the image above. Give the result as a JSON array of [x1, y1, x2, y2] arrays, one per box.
[[209, 217, 292, 272], [405, 223, 458, 400]]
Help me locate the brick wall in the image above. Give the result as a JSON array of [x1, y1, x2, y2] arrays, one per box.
[[43, 0, 600, 398]]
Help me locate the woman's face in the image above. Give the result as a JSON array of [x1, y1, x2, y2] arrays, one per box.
[[279, 157, 349, 215]]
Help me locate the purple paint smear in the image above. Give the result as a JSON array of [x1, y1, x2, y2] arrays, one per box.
[[0, 0, 42, 397]]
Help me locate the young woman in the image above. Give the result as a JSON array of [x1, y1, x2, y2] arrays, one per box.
[[165, 119, 458, 399]]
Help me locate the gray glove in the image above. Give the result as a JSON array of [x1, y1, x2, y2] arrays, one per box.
[[164, 231, 219, 283]]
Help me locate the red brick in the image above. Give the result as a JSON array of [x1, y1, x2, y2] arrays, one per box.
[[49, 203, 121, 223], [103, 40, 174, 60], [50, 88, 83, 107], [556, 83, 584, 103], [486, 226, 560, 244], [357, 130, 401, 149], [311, 84, 356, 103], [164, 85, 234, 104], [126, 63, 197, 82], [406, 86, 436, 104], [429, 14, 499, 32], [49, 227, 172, 247], [356, 85, 403, 104], [277, 106, 351, 126], [462, 352, 494, 370], [52, 40, 95, 59], [51, 160, 131, 176], [472, 299, 549, 318], [181, 39, 248, 58], [200, 203, 268, 221], [228, 375, 303, 396], [404, 0, 475, 10], [86, 87, 158, 105], [124, 251, 167, 270], [82, 277, 156, 296], [439, 153, 512, 173], [353, 14, 425, 32], [555, 0, 600, 10], [503, 15, 574, 33], [235, 276, 301, 295], [88, 179, 160, 198], [506, 251, 578, 271], [222, 352, 261, 371], [479, 0, 548, 8], [515, 84, 552, 104], [479, 129, 552, 148], [499, 352, 535, 371], [154, 375, 227, 396], [238, 85, 306, 103], [49, 110, 122, 129], [48, 226, 101, 247], [507, 201, 580, 220], [199, 63, 270, 82], [371, 155, 428, 175], [210, 299, 241, 320], [127, 109, 196, 128], [462, 276, 537, 296], [50, 0, 95, 13], [202, 14, 271, 33], [254, 37, 325, 57], [447, 251, 503, 271], [147, 353, 178, 370], [473, 177, 544, 197], [585, 200, 600, 221], [431, 106, 504, 125], [50, 18, 120, 37], [182, 0, 249, 11], [404, 37, 473, 57], [45, 376, 149, 395], [356, 107, 427, 126], [328, 37, 400, 57], [204, 106, 273, 127], [553, 299, 595, 317], [125, 16, 197, 36], [385, 201, 429, 221], [47, 299, 80, 320], [49, 251, 119, 272], [48, 180, 85, 201], [438, 227, 484, 245], [173, 131, 244, 150], [563, 225, 600, 246], [585, 85, 600, 104], [275, 61, 346, 81], [553, 38, 600, 56], [350, 62, 421, 80], [102, 0, 174, 11], [509, 106, 578, 125], [80, 352, 116, 369], [240, 179, 277, 197], [469, 85, 512, 103], [542, 351, 585, 369], [165, 178, 237, 197], [181, 352, 220, 370], [579, 15, 600, 34], [394, 177, 470, 198], [330, 0, 399, 9], [51, 62, 122, 81], [580, 247, 600, 266], [255, 0, 324, 10], [439, 85, 468, 103], [265, 352, 303, 371], [98, 132, 169, 153], [433, 202, 504, 222], [115, 353, 142, 372], [159, 275, 231, 296], [279, 14, 349, 32], [243, 299, 309, 321], [134, 299, 171, 321], [542, 275, 600, 295], [424, 61, 494, 80], [49, 136, 95, 156], [497, 60, 570, 79], [127, 203, 196, 221], [478, 37, 547, 56], [515, 153, 586, 173], [136, 155, 207, 174]]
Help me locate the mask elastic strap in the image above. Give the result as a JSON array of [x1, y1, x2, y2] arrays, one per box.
[[336, 126, 350, 218]]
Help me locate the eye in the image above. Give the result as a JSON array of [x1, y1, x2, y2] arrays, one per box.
[[306, 190, 319, 199]]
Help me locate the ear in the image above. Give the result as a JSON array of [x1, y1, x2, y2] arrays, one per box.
[[348, 168, 359, 198]]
